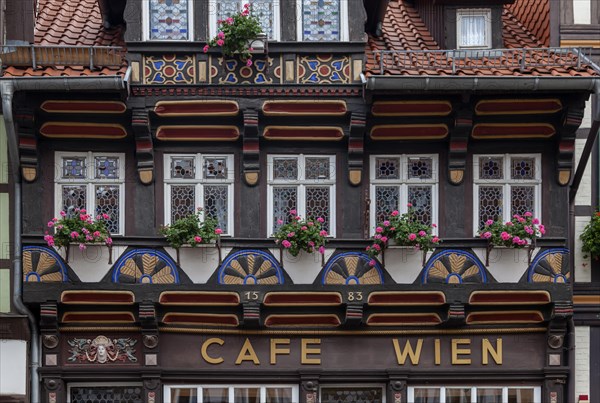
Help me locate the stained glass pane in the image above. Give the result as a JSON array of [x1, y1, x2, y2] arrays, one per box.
[[217, 0, 240, 26], [408, 185, 433, 225], [511, 185, 535, 217], [305, 157, 331, 180], [303, 0, 341, 41], [171, 185, 195, 223], [306, 187, 330, 231], [250, 0, 275, 39], [320, 387, 383, 403], [479, 157, 503, 180], [272, 187, 297, 233], [407, 157, 433, 179], [149, 0, 190, 40], [70, 386, 143, 403], [94, 156, 119, 179], [62, 157, 86, 179], [95, 185, 120, 234], [479, 186, 503, 228], [204, 185, 229, 233], [273, 158, 298, 180], [204, 157, 228, 179], [511, 157, 536, 180], [375, 157, 400, 180], [62, 185, 86, 216], [171, 157, 195, 179], [375, 186, 399, 224], [266, 388, 293, 403]]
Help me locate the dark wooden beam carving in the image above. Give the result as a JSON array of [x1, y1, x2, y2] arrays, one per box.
[[132, 108, 154, 185], [556, 102, 585, 186], [348, 112, 366, 186], [242, 301, 261, 327], [243, 109, 260, 186], [14, 106, 37, 182], [448, 104, 472, 185]]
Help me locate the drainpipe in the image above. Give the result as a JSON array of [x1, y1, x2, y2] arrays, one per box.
[[0, 74, 126, 403]]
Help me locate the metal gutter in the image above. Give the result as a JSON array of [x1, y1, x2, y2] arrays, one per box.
[[0, 73, 126, 403]]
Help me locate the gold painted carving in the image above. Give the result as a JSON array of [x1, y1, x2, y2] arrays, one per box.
[[201, 337, 225, 364], [301, 339, 321, 365], [270, 338, 291, 364], [235, 338, 260, 365], [451, 339, 471, 364], [449, 169, 464, 185], [392, 339, 423, 365], [349, 170, 361, 186], [482, 338, 502, 365]]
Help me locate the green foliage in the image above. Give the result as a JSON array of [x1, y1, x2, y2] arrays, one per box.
[[477, 212, 544, 248], [160, 208, 221, 249], [581, 212, 600, 260], [204, 3, 263, 62], [367, 205, 440, 260], [44, 209, 112, 250], [273, 210, 328, 257]]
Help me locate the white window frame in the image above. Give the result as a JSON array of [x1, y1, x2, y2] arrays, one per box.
[[295, 0, 349, 42], [164, 154, 234, 236], [456, 8, 492, 49], [473, 153, 542, 236], [369, 154, 439, 232], [320, 384, 387, 403], [208, 0, 281, 41], [55, 151, 125, 236], [67, 382, 143, 403], [164, 384, 299, 403], [407, 385, 542, 403], [142, 0, 195, 41], [267, 154, 336, 237]]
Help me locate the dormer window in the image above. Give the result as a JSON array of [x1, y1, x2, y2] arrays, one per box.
[[299, 0, 348, 41], [209, 0, 280, 41], [144, 0, 193, 41], [456, 9, 491, 49]]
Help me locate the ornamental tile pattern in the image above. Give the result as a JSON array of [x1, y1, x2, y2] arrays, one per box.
[[144, 54, 195, 84]]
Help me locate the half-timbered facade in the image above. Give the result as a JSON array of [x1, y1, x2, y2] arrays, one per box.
[[1, 0, 599, 402]]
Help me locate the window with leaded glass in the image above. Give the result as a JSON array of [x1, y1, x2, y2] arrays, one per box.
[[299, 0, 348, 41], [164, 154, 234, 235], [267, 155, 336, 235], [55, 152, 125, 235], [369, 155, 438, 229], [163, 384, 298, 403], [144, 0, 193, 41], [209, 0, 280, 40], [321, 386, 384, 403], [473, 154, 541, 234], [68, 384, 143, 403], [407, 386, 541, 403]]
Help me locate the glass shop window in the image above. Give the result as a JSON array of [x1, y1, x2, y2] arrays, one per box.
[[164, 385, 298, 403], [407, 386, 541, 403]]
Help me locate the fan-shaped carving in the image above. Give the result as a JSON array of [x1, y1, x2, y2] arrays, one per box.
[[422, 250, 487, 284], [217, 250, 284, 285], [112, 249, 178, 284], [322, 252, 384, 285], [527, 249, 570, 283], [22, 246, 68, 282]]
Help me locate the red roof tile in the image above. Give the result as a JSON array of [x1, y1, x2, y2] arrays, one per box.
[[366, 0, 597, 77], [2, 0, 126, 77]]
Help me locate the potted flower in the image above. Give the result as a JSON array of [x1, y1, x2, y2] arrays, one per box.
[[44, 208, 113, 262], [477, 212, 544, 266], [203, 3, 265, 66], [581, 211, 600, 260], [160, 208, 222, 264], [273, 210, 328, 258], [366, 204, 440, 266]]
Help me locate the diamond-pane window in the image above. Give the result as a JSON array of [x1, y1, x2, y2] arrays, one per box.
[[302, 0, 341, 41], [321, 387, 383, 403], [56, 152, 124, 235], [370, 155, 438, 229], [70, 386, 143, 403], [148, 0, 191, 40], [269, 155, 335, 235], [165, 155, 234, 235], [474, 154, 541, 234]]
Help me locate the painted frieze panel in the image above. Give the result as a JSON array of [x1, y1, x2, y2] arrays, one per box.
[[67, 335, 138, 364], [321, 252, 384, 285], [144, 54, 195, 84], [111, 249, 179, 284], [422, 250, 488, 284], [210, 56, 278, 84], [216, 249, 284, 285], [22, 246, 69, 282], [298, 54, 351, 84], [526, 248, 570, 283]]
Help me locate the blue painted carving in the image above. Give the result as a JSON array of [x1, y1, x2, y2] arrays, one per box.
[[22, 246, 68, 282], [217, 249, 284, 285], [422, 250, 487, 284], [322, 252, 384, 285], [112, 249, 179, 284], [527, 248, 570, 283]]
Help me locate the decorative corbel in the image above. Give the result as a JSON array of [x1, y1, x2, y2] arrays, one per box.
[[344, 303, 364, 327], [14, 106, 37, 182], [348, 111, 366, 186], [242, 301, 261, 328], [556, 102, 585, 186], [131, 108, 154, 185], [243, 109, 260, 186], [448, 104, 472, 185], [40, 302, 58, 332], [447, 302, 466, 325], [139, 301, 157, 329]]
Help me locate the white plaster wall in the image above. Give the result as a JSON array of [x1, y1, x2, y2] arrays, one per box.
[[62, 244, 128, 282], [169, 245, 225, 283], [279, 248, 333, 284], [0, 340, 27, 396], [575, 138, 593, 206], [573, 0, 592, 24], [472, 247, 537, 282], [575, 326, 591, 399], [383, 247, 431, 283], [574, 216, 593, 282], [582, 99, 592, 129]]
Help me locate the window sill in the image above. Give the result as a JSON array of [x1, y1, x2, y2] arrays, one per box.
[[125, 41, 368, 54]]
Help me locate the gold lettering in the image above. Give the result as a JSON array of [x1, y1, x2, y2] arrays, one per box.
[[301, 339, 321, 365], [451, 339, 471, 365], [482, 338, 503, 365], [235, 338, 260, 365], [392, 339, 423, 365], [270, 338, 291, 364], [201, 338, 224, 365], [434, 339, 441, 365]]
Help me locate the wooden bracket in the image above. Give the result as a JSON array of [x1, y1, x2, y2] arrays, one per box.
[[348, 111, 366, 186], [14, 106, 37, 182], [132, 108, 154, 185], [556, 102, 585, 186], [448, 104, 472, 185], [243, 109, 260, 186]]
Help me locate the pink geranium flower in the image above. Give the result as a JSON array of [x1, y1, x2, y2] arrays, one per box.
[[408, 233, 417, 241], [215, 228, 223, 235], [282, 240, 291, 248]]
